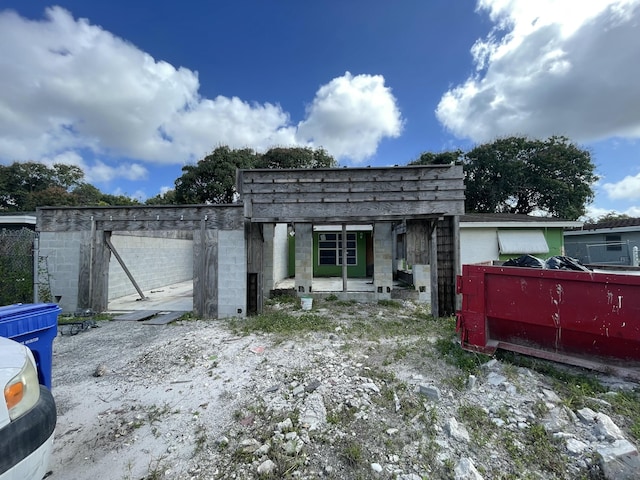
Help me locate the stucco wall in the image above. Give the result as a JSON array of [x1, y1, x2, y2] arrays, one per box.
[[108, 234, 193, 300]]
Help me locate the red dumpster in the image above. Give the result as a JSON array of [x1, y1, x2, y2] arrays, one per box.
[[456, 264, 640, 379]]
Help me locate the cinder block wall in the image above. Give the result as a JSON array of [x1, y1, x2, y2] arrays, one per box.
[[108, 234, 193, 300], [38, 231, 84, 313], [217, 230, 246, 318]]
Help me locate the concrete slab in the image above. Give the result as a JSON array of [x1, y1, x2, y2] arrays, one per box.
[[108, 280, 193, 312]]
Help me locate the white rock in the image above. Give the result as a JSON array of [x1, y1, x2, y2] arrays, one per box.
[[595, 412, 625, 441], [371, 462, 383, 473], [597, 439, 640, 480], [257, 459, 276, 475], [447, 417, 470, 443], [566, 438, 589, 455], [454, 457, 484, 480], [487, 372, 507, 386], [577, 407, 597, 423], [541, 388, 562, 403]]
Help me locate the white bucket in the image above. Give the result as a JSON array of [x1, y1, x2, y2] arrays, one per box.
[[301, 297, 313, 311]]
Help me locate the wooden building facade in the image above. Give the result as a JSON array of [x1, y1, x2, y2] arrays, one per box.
[[36, 164, 464, 318]]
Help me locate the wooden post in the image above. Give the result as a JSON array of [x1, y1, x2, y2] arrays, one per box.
[[342, 224, 348, 292], [430, 220, 439, 318]]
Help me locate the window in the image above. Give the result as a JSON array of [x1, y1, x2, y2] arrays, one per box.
[[606, 235, 622, 251], [497, 230, 549, 254], [318, 232, 357, 265]]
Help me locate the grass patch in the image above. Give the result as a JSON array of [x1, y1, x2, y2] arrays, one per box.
[[229, 310, 336, 335], [607, 390, 640, 441], [434, 338, 490, 375], [377, 299, 402, 308], [458, 404, 496, 446], [340, 439, 364, 468]]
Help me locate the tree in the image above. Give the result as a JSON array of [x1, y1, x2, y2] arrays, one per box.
[[462, 136, 597, 220], [0, 162, 85, 211], [259, 147, 337, 169], [410, 150, 463, 166], [174, 146, 337, 204], [145, 190, 177, 205], [174, 146, 259, 204]]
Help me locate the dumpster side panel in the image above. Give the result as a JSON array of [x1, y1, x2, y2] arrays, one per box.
[[457, 265, 640, 363]]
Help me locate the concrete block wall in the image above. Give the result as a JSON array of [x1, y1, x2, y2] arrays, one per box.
[[217, 230, 246, 318], [294, 223, 313, 294], [38, 231, 84, 313], [108, 234, 193, 300], [374, 223, 393, 299], [412, 264, 432, 303]]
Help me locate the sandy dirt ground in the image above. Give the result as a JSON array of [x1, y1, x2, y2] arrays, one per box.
[[48, 318, 270, 480]]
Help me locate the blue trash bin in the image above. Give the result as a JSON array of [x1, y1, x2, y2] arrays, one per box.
[[0, 303, 61, 389]]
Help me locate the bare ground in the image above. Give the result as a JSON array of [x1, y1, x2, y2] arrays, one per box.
[[47, 300, 638, 480]]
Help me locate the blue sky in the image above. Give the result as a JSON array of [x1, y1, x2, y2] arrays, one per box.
[[1, 1, 639, 219]]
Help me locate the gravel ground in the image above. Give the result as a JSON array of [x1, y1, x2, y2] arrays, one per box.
[[46, 300, 639, 480]]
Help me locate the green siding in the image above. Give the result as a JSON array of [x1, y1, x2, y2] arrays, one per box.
[[288, 231, 369, 277]]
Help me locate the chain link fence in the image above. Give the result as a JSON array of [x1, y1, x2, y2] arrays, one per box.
[[0, 228, 52, 305]]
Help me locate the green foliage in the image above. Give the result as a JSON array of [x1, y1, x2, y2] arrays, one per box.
[[145, 189, 177, 205], [173, 146, 337, 204], [260, 146, 336, 169], [230, 310, 336, 335], [607, 390, 640, 441], [462, 136, 597, 220], [0, 161, 144, 210], [174, 146, 259, 204], [0, 229, 35, 304], [434, 338, 491, 375], [410, 150, 463, 165]]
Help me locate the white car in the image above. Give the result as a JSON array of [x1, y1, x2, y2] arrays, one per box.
[[0, 336, 56, 480]]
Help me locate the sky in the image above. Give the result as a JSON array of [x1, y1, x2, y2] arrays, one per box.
[[0, 0, 639, 219]]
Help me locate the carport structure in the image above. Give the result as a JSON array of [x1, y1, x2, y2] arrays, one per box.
[[239, 164, 465, 317], [36, 163, 464, 319]]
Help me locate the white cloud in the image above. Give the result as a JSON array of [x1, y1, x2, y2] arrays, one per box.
[[297, 72, 403, 161], [436, 0, 640, 143], [603, 173, 640, 200], [0, 7, 403, 183]]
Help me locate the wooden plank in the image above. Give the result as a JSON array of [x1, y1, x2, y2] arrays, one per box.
[[142, 311, 186, 325], [113, 310, 160, 321], [248, 201, 463, 223], [91, 230, 110, 313], [77, 231, 91, 309], [240, 164, 464, 184], [244, 178, 462, 194], [249, 189, 466, 204], [36, 205, 244, 232]]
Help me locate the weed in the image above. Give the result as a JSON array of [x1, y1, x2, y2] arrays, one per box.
[[434, 338, 490, 375], [230, 310, 336, 336], [607, 389, 640, 441], [458, 404, 495, 446], [340, 439, 364, 467], [377, 299, 401, 308], [194, 423, 208, 455]]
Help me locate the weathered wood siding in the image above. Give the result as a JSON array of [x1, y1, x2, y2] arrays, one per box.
[[37, 205, 244, 232], [436, 216, 459, 316], [238, 165, 464, 223]]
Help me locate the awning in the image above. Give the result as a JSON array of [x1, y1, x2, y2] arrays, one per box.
[[497, 230, 549, 254]]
